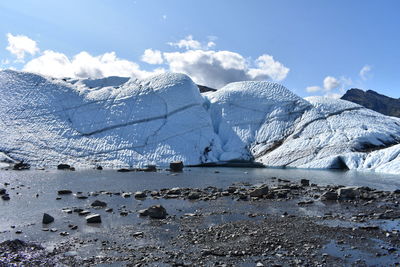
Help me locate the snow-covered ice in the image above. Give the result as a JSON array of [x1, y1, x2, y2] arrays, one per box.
[[0, 70, 221, 167], [1, 69, 400, 174]]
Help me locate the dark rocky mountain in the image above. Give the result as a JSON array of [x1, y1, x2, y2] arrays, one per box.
[[341, 88, 400, 118], [197, 84, 217, 93]]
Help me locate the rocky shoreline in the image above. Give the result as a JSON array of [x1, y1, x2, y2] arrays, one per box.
[[1, 171, 400, 266]]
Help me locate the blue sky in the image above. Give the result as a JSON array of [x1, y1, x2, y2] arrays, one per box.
[[1, 0, 399, 98]]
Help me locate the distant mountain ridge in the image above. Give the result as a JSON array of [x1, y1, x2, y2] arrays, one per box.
[[341, 88, 400, 118]]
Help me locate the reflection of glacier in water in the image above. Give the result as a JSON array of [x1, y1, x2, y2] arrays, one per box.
[[1, 70, 400, 174]]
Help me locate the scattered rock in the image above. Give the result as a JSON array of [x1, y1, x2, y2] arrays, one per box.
[[187, 191, 201, 200], [91, 200, 107, 208], [140, 205, 167, 219], [57, 190, 72, 195], [300, 179, 310, 186], [144, 165, 157, 172], [73, 208, 84, 213], [2, 194, 10, 200], [167, 187, 181, 195], [134, 191, 146, 199], [117, 168, 131, 172], [76, 193, 88, 199], [0, 188, 6, 195], [297, 200, 314, 205], [122, 192, 131, 198], [13, 162, 30, 170], [132, 231, 144, 238], [120, 211, 129, 216], [79, 210, 91, 216], [96, 166, 103, 170], [321, 191, 338, 201], [359, 225, 379, 230], [338, 187, 358, 200], [86, 214, 101, 223], [249, 185, 269, 197], [42, 213, 54, 224], [57, 164, 74, 170], [138, 209, 149, 216], [169, 161, 183, 172]]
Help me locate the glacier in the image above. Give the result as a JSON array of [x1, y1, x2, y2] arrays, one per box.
[[1, 69, 400, 174]]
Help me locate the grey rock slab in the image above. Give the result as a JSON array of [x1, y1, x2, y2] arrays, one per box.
[[86, 214, 101, 223]]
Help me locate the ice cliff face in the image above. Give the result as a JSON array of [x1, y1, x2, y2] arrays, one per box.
[[208, 81, 311, 161], [1, 69, 400, 174], [0, 70, 221, 167]]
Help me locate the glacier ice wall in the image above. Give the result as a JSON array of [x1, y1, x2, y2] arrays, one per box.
[[1, 69, 400, 174], [0, 70, 221, 167]]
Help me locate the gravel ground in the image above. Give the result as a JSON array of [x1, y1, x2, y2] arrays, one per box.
[[1, 175, 400, 266]]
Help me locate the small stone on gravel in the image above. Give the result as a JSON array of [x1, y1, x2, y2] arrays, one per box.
[[86, 214, 101, 223], [42, 213, 54, 224]]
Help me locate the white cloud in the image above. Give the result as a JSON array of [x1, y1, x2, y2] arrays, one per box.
[[6, 33, 39, 60], [248, 55, 289, 81], [141, 49, 163, 64], [323, 76, 340, 91], [24, 50, 164, 79], [163, 50, 289, 88], [7, 33, 289, 89], [359, 65, 372, 80], [162, 14, 167, 20], [306, 74, 353, 97], [168, 35, 216, 50], [168, 35, 202, 50], [207, 41, 216, 49], [306, 86, 322, 93]]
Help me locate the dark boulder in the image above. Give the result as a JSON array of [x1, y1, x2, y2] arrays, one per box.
[[85, 214, 101, 223], [13, 162, 30, 170], [57, 190, 72, 195], [42, 213, 54, 224], [169, 161, 184, 172], [91, 200, 107, 208], [57, 164, 71, 170]]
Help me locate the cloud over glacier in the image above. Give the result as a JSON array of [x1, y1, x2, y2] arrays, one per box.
[[163, 49, 289, 88], [6, 33, 39, 60], [23, 50, 164, 79], [6, 34, 289, 88]]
